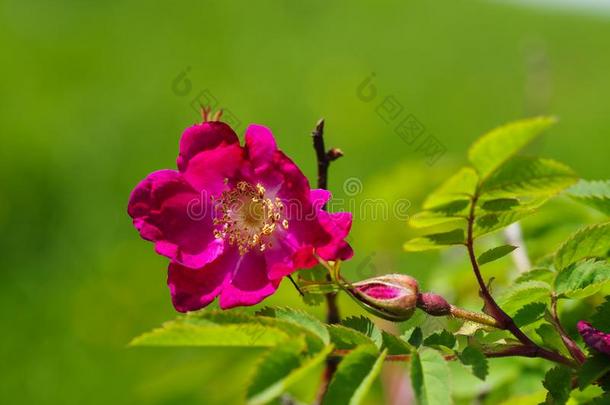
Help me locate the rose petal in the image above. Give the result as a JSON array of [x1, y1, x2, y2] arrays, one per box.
[[183, 143, 243, 195], [177, 121, 239, 172], [167, 253, 235, 312], [317, 211, 354, 261], [127, 170, 223, 268], [244, 124, 277, 172], [219, 249, 280, 309]]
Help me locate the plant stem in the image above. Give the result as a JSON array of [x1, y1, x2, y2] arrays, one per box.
[[312, 118, 343, 404], [550, 294, 586, 364], [449, 305, 501, 328], [465, 193, 575, 368]]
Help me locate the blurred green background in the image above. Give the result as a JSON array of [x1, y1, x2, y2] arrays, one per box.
[[2, 0, 609, 404]]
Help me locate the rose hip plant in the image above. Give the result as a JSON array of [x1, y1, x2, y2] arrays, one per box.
[[128, 112, 610, 404]]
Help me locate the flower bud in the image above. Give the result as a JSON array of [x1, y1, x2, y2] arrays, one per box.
[[348, 274, 419, 322], [416, 292, 451, 316]]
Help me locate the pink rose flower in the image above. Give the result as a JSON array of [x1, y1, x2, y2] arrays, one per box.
[[577, 321, 610, 356], [128, 121, 352, 311]]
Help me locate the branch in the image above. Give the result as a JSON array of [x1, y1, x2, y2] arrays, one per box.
[[465, 193, 576, 368], [312, 118, 343, 404], [550, 294, 586, 365]]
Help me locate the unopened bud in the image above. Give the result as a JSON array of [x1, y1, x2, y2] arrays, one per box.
[[417, 292, 451, 316], [348, 274, 419, 322]]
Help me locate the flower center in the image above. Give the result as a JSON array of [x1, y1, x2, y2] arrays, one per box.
[[213, 181, 288, 255]]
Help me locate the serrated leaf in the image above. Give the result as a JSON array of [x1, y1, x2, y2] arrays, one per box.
[[381, 331, 413, 355], [578, 353, 610, 389], [498, 281, 551, 316], [543, 366, 572, 405], [515, 268, 554, 284], [480, 198, 520, 211], [423, 330, 456, 349], [477, 245, 517, 266], [411, 349, 452, 405], [130, 320, 288, 347], [591, 296, 610, 331], [468, 116, 556, 179], [536, 324, 568, 356], [480, 157, 576, 198], [554, 222, 610, 271], [409, 210, 466, 229], [423, 168, 478, 209], [567, 180, 610, 216], [342, 316, 383, 348], [408, 327, 424, 347], [554, 259, 610, 299], [322, 346, 387, 405], [459, 346, 488, 381], [299, 265, 328, 306], [404, 229, 465, 252], [473, 197, 549, 237], [513, 302, 547, 327], [257, 307, 330, 345], [247, 342, 333, 405], [327, 324, 376, 350]]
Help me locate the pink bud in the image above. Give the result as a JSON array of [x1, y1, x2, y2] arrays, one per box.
[[417, 293, 451, 316], [349, 274, 419, 321], [577, 321, 610, 356]]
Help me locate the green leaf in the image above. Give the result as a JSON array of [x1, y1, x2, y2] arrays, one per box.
[[423, 330, 456, 349], [404, 229, 465, 252], [458, 346, 488, 381], [515, 268, 554, 284], [479, 157, 576, 198], [257, 307, 330, 345], [554, 221, 610, 271], [497, 281, 551, 316], [322, 346, 387, 405], [591, 296, 610, 331], [408, 327, 424, 347], [554, 259, 610, 299], [473, 197, 549, 237], [513, 302, 547, 327], [246, 342, 333, 405], [342, 316, 383, 348], [411, 349, 452, 405], [578, 353, 610, 389], [409, 210, 466, 229], [480, 198, 520, 211], [567, 180, 610, 216], [536, 324, 568, 356], [327, 324, 376, 350], [468, 116, 556, 179], [299, 265, 328, 306], [542, 366, 572, 405], [477, 245, 517, 266], [423, 167, 478, 209], [381, 331, 413, 355]]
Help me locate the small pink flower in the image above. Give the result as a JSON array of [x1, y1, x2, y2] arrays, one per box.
[[128, 121, 352, 311], [577, 321, 610, 356]]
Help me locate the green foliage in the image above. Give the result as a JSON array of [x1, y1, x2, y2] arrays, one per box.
[[591, 296, 610, 330], [513, 302, 547, 327], [381, 331, 413, 355], [468, 116, 556, 179], [130, 318, 289, 347], [578, 354, 610, 389], [535, 324, 568, 356], [341, 316, 383, 348], [554, 259, 610, 299], [514, 268, 555, 284], [298, 265, 328, 306], [479, 157, 576, 197], [423, 330, 456, 349], [422, 167, 478, 209], [257, 307, 330, 345], [497, 281, 551, 315], [246, 340, 332, 405], [403, 229, 465, 252], [322, 346, 387, 405], [567, 180, 610, 215], [477, 244, 517, 266], [408, 327, 424, 347], [458, 346, 488, 381], [410, 349, 452, 405], [327, 324, 377, 350], [554, 222, 610, 271], [542, 366, 572, 405]]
